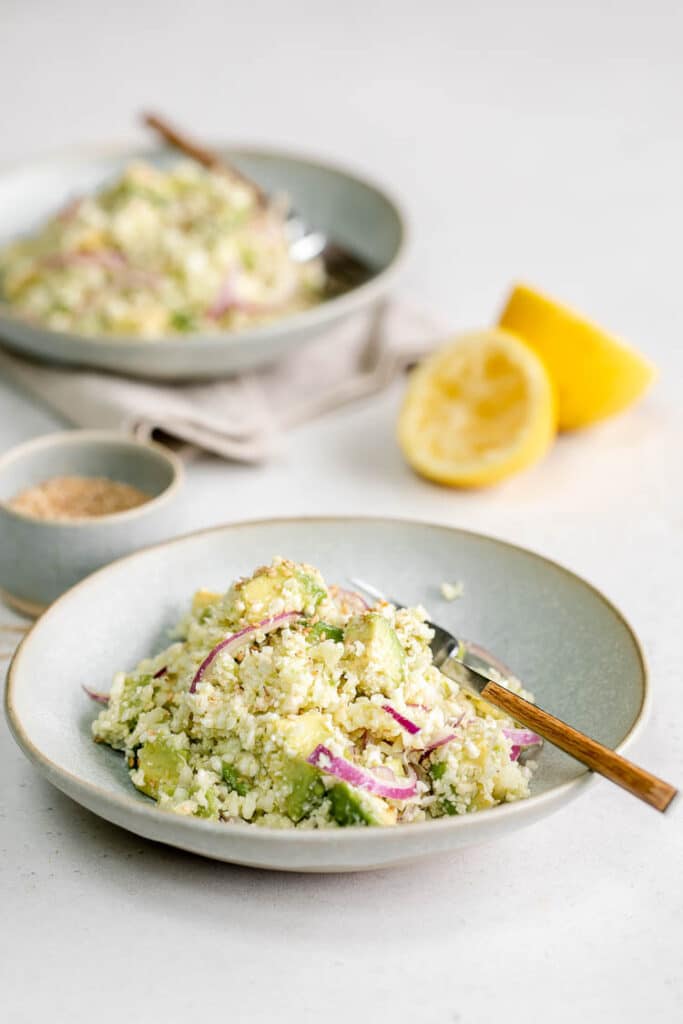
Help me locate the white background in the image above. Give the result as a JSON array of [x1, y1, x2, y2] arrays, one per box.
[[1, 2, 681, 1022]]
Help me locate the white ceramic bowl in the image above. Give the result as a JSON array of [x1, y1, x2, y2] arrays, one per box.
[[0, 430, 183, 615], [0, 144, 407, 380], [5, 517, 649, 871]]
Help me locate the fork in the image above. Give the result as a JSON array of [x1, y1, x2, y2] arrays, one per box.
[[350, 578, 677, 813], [142, 113, 375, 291]]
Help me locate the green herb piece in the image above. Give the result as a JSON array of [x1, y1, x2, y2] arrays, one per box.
[[309, 622, 344, 644], [221, 762, 249, 796]]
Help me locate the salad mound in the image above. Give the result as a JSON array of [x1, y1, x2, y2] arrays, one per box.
[[0, 160, 325, 338], [91, 558, 539, 828]]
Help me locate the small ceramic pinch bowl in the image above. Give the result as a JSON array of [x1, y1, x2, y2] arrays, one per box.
[[0, 430, 183, 616]]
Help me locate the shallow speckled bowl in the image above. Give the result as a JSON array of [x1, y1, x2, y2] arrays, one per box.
[[0, 430, 183, 615], [0, 144, 406, 380], [5, 518, 648, 871]]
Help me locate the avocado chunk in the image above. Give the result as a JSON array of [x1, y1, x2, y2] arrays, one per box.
[[192, 588, 220, 617], [136, 739, 186, 799], [343, 613, 405, 689], [276, 710, 333, 757], [328, 783, 373, 826], [284, 760, 325, 821], [328, 783, 396, 827], [276, 711, 333, 821], [238, 562, 326, 622]]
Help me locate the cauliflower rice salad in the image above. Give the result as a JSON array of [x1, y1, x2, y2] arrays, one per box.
[[0, 160, 325, 337], [91, 558, 539, 828]]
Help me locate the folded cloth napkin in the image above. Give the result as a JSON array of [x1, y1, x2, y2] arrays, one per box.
[[0, 301, 446, 463]]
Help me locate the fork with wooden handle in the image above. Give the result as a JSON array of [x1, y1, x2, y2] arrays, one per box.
[[142, 112, 375, 289], [350, 578, 677, 812]]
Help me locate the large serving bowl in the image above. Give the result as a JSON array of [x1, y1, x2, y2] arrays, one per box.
[[0, 145, 407, 380], [5, 517, 648, 872]]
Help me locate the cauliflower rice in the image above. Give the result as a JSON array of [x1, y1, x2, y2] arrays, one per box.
[[0, 160, 325, 337], [91, 558, 538, 828]]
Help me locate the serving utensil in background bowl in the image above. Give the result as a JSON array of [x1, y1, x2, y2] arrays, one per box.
[[0, 143, 406, 380], [143, 113, 375, 293]]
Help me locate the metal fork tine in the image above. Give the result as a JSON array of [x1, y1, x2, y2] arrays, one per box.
[[348, 577, 404, 610]]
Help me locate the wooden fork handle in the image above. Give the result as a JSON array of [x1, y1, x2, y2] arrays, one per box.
[[481, 680, 677, 813], [142, 112, 268, 206]]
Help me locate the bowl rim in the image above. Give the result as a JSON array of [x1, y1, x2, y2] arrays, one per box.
[[0, 428, 184, 526], [0, 141, 410, 349], [4, 515, 651, 847]]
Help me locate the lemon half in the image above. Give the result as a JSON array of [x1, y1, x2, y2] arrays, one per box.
[[499, 284, 657, 430], [398, 329, 556, 488]]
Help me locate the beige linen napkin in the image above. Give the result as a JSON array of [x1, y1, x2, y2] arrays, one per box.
[[0, 302, 444, 462]]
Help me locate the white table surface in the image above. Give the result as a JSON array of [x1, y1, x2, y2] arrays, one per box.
[[1, 2, 681, 1021]]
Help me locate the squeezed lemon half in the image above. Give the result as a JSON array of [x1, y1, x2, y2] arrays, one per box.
[[398, 329, 556, 488], [499, 284, 657, 430]]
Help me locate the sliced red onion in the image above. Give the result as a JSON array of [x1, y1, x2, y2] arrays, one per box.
[[307, 744, 417, 800], [382, 703, 420, 735], [420, 732, 456, 757], [208, 271, 239, 317], [208, 270, 297, 319], [57, 197, 83, 222], [45, 250, 127, 272], [407, 702, 432, 712], [332, 586, 369, 615], [503, 728, 542, 746], [503, 727, 542, 762], [82, 684, 109, 704], [189, 611, 300, 693], [419, 714, 465, 757], [43, 250, 161, 289], [153, 665, 168, 679]]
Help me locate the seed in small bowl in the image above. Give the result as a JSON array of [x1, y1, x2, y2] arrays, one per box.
[[9, 475, 150, 522]]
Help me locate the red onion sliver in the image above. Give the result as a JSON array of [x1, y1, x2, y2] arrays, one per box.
[[382, 703, 420, 735], [419, 715, 464, 757], [502, 728, 542, 747], [153, 666, 168, 679], [189, 611, 300, 693], [208, 272, 239, 318], [420, 732, 457, 757], [332, 586, 369, 615], [43, 250, 161, 289], [503, 727, 541, 762], [208, 271, 298, 319], [82, 684, 109, 705], [57, 197, 83, 223], [45, 250, 127, 272], [307, 744, 417, 800]]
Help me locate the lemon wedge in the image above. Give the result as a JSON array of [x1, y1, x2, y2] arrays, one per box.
[[499, 284, 657, 430], [398, 329, 556, 488]]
